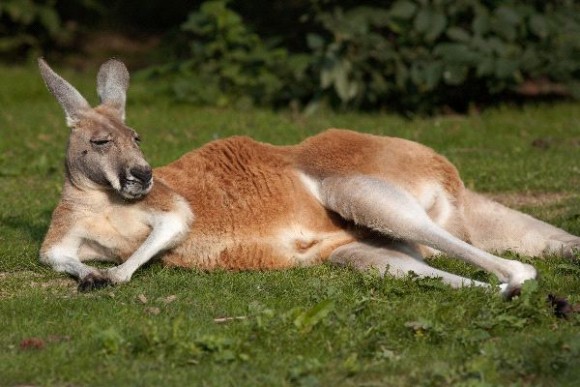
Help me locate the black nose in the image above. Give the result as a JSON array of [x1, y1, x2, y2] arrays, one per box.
[[130, 166, 153, 183]]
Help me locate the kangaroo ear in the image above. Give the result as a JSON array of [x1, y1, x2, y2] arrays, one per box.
[[97, 59, 129, 121], [38, 58, 91, 126]]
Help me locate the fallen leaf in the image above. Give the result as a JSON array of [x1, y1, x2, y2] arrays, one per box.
[[213, 316, 247, 323], [547, 294, 580, 318], [137, 294, 148, 304], [163, 295, 177, 304], [20, 337, 45, 350]]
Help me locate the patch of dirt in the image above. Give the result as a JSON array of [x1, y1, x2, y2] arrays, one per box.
[[64, 31, 161, 70], [515, 78, 570, 97], [29, 278, 76, 289], [0, 271, 76, 299], [485, 192, 573, 209]]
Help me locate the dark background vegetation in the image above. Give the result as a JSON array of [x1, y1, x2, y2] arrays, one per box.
[[2, 0, 580, 114]]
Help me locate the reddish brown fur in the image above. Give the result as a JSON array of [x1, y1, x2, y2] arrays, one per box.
[[156, 136, 352, 269], [294, 129, 464, 199], [153, 130, 465, 270]]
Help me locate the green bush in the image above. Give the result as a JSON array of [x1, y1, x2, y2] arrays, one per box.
[[0, 0, 71, 59], [165, 0, 580, 113], [4, 0, 577, 112], [152, 0, 295, 107], [306, 0, 580, 112]]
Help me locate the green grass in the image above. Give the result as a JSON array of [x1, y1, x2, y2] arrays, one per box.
[[1, 63, 580, 386]]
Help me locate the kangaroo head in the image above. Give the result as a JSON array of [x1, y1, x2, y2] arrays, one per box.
[[38, 58, 153, 200]]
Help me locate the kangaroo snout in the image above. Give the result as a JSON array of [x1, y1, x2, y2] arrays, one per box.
[[129, 166, 153, 184], [119, 165, 153, 199]]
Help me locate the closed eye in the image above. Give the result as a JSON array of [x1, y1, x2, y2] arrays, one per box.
[[90, 139, 111, 146]]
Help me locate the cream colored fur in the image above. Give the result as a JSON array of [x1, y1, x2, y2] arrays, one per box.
[[38, 59, 580, 295]]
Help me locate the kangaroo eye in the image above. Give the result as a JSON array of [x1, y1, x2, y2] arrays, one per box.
[[134, 135, 141, 143], [90, 139, 111, 146]]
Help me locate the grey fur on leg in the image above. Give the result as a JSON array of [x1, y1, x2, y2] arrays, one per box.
[[330, 241, 490, 289], [464, 190, 580, 258], [319, 175, 536, 295]]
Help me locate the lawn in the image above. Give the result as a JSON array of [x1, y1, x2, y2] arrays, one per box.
[[1, 63, 579, 386]]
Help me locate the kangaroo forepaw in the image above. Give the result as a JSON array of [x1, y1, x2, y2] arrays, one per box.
[[78, 272, 114, 292]]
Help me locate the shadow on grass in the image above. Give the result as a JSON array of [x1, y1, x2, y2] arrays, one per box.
[[0, 209, 52, 244]]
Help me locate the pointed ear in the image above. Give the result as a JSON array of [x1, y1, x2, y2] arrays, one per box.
[[38, 58, 91, 126], [97, 59, 129, 121]]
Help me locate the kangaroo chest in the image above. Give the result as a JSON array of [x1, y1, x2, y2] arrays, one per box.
[[76, 203, 152, 261]]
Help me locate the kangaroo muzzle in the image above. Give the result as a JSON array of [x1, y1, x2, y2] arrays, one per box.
[[119, 165, 153, 199]]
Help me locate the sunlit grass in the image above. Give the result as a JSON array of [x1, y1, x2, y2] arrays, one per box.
[[1, 63, 579, 386]]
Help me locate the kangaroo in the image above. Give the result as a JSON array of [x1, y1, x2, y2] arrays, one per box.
[[38, 58, 579, 296]]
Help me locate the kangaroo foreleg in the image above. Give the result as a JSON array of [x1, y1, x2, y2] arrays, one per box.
[[40, 207, 191, 291], [105, 211, 190, 284], [40, 233, 114, 291]]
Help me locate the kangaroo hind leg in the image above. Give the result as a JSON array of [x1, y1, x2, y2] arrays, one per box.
[[464, 190, 580, 259], [318, 175, 536, 296], [330, 241, 489, 289]]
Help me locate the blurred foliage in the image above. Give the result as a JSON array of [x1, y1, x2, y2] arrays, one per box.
[[0, 0, 105, 60], [0, 0, 69, 58], [146, 0, 297, 107], [157, 0, 580, 113], [2, 0, 580, 113], [304, 0, 580, 112]]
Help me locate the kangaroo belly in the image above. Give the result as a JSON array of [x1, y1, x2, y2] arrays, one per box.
[[159, 168, 355, 269], [162, 225, 354, 270], [155, 137, 357, 269], [155, 137, 352, 269]]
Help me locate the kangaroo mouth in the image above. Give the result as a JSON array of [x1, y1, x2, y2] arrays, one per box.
[[119, 174, 153, 200]]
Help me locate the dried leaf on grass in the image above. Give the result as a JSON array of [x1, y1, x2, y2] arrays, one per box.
[[19, 338, 45, 350], [547, 294, 580, 319], [213, 316, 247, 324]]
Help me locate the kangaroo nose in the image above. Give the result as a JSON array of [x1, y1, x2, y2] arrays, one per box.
[[130, 166, 153, 183]]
